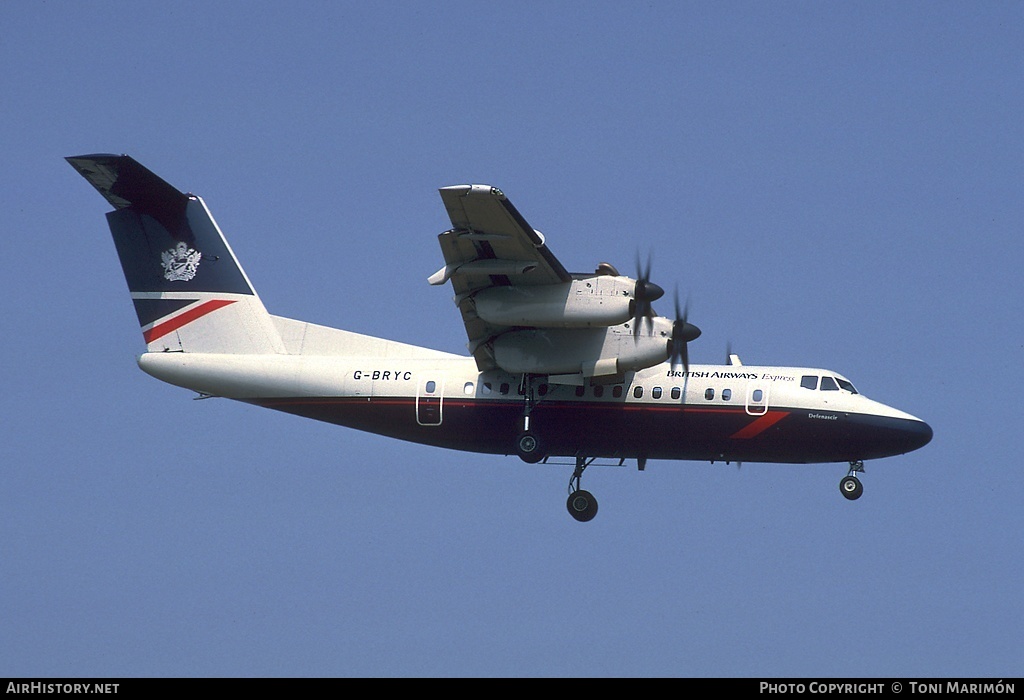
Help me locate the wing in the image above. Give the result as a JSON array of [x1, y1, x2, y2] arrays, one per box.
[[429, 185, 692, 379], [430, 185, 573, 368]]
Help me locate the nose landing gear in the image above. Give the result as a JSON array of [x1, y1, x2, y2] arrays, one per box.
[[840, 461, 865, 500]]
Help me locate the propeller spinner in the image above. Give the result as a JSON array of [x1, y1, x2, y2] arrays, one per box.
[[629, 253, 701, 372]]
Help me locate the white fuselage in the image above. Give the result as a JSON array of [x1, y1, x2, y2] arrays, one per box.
[[137, 321, 931, 466]]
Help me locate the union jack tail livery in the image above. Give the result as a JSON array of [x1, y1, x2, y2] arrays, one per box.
[[66, 154, 283, 354]]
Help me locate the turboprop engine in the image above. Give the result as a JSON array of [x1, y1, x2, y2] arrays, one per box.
[[492, 316, 676, 378], [472, 271, 668, 329]]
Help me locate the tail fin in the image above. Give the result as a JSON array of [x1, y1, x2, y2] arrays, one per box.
[[67, 154, 283, 354]]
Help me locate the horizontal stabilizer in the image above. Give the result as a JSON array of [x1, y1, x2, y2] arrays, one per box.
[[67, 154, 190, 239]]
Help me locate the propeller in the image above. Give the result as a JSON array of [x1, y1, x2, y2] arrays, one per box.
[[632, 252, 664, 339], [628, 253, 701, 372], [669, 287, 701, 373]]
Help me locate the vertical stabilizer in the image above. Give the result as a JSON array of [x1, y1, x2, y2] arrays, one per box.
[[67, 154, 284, 354]]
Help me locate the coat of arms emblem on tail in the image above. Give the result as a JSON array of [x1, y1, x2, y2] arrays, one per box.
[[161, 242, 202, 281]]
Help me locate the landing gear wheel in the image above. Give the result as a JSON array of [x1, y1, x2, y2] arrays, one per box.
[[515, 431, 545, 464], [840, 475, 863, 500], [567, 489, 598, 522], [565, 456, 598, 521]]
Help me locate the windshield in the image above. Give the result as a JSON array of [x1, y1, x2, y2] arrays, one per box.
[[835, 377, 858, 394]]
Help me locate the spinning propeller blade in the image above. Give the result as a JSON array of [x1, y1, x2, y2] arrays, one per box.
[[669, 287, 701, 373], [633, 251, 664, 340]]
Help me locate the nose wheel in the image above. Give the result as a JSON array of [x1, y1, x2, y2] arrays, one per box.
[[840, 461, 865, 500], [567, 456, 599, 522]]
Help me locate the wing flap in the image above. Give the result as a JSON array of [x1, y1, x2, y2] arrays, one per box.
[[433, 184, 578, 370], [436, 185, 570, 292]]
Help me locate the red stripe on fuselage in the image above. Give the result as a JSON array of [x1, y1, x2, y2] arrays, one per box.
[[143, 299, 236, 343], [728, 411, 789, 439]]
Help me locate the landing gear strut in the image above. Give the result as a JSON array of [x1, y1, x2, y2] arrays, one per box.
[[840, 460, 865, 501], [511, 375, 599, 521], [515, 374, 546, 464], [567, 456, 598, 522]]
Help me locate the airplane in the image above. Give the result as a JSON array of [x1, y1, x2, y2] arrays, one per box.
[[67, 154, 933, 522]]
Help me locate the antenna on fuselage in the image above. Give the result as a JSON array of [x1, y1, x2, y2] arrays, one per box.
[[726, 340, 742, 366]]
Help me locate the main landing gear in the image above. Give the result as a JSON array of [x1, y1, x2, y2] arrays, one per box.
[[514, 374, 546, 464], [511, 374, 599, 522], [567, 456, 598, 522], [840, 460, 865, 500], [516, 433, 600, 522], [515, 430, 544, 463]]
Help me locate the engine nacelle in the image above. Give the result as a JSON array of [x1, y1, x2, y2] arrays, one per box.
[[492, 319, 673, 377], [473, 276, 635, 328]]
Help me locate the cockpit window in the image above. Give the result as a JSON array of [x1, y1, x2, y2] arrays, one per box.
[[836, 378, 858, 394], [820, 376, 839, 391], [800, 375, 818, 390]]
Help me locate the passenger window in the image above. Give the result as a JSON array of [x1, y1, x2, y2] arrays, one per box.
[[464, 382, 474, 395], [820, 376, 839, 391], [634, 386, 644, 399], [500, 382, 510, 395], [575, 386, 585, 397], [752, 389, 763, 402], [801, 375, 818, 390], [482, 382, 492, 394], [425, 381, 436, 393], [612, 386, 623, 398], [722, 388, 732, 401], [671, 387, 680, 400], [593, 385, 604, 398], [705, 388, 715, 400], [538, 384, 549, 397], [652, 387, 662, 399]]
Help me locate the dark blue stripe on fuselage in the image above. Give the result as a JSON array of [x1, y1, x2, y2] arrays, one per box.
[[248, 397, 931, 464]]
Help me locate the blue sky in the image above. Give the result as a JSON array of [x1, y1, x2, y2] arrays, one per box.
[[2, 1, 1021, 677]]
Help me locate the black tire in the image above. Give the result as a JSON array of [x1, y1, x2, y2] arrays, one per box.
[[567, 489, 598, 522], [515, 431, 545, 464], [840, 475, 863, 501]]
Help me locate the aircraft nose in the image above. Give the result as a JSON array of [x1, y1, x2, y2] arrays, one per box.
[[904, 419, 933, 453], [856, 413, 933, 460]]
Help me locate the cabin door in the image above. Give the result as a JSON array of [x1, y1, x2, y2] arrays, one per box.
[[745, 384, 770, 416], [416, 376, 444, 426]]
